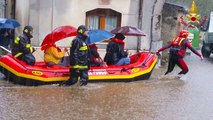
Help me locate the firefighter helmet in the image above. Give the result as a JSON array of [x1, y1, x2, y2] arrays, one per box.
[[23, 25, 33, 38], [23, 25, 33, 33], [77, 25, 88, 35], [179, 30, 189, 38]]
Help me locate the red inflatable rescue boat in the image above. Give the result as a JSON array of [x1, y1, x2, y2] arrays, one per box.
[[0, 51, 157, 86]]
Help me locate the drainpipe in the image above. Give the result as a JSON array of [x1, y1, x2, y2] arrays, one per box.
[[137, 0, 143, 53]]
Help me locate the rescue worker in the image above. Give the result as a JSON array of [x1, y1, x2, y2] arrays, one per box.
[[156, 30, 204, 77], [64, 25, 90, 86], [11, 25, 35, 65], [104, 33, 130, 66]]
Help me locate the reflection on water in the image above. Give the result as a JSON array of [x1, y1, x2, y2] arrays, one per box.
[[1, 54, 213, 120]]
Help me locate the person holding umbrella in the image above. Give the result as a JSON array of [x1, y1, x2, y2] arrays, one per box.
[[43, 43, 69, 67], [89, 44, 102, 67], [0, 28, 13, 50], [86, 29, 114, 66], [104, 33, 130, 66], [63, 25, 90, 86], [41, 25, 77, 68], [0, 18, 20, 50], [11, 25, 35, 65]]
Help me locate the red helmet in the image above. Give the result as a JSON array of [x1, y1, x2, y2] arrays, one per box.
[[179, 30, 189, 38]]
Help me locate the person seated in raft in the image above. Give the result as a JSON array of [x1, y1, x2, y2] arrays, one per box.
[[0, 28, 13, 50], [43, 43, 69, 67], [89, 44, 103, 67], [104, 33, 130, 66], [11, 25, 36, 66]]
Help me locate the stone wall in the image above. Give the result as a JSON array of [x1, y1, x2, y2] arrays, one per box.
[[160, 3, 185, 63]]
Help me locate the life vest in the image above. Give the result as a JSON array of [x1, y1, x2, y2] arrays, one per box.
[[169, 37, 186, 54]]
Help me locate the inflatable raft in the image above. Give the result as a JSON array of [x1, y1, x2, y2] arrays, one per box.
[[0, 51, 157, 86]]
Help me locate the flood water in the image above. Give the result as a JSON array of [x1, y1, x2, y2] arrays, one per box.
[[0, 53, 213, 120]]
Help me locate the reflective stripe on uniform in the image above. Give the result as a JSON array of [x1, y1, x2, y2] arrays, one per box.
[[14, 37, 20, 44], [79, 46, 88, 51], [26, 44, 31, 48], [70, 65, 88, 69], [30, 47, 33, 53], [14, 52, 23, 58], [70, 42, 72, 48], [178, 38, 185, 46], [26, 44, 34, 53]]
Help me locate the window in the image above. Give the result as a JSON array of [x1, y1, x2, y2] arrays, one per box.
[[86, 8, 121, 31]]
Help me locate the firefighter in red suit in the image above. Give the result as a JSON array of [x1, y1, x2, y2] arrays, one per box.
[[156, 30, 204, 76]]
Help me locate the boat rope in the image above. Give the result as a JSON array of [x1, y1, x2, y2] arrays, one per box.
[[141, 52, 153, 67]]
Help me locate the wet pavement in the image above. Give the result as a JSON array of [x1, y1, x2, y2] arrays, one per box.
[[0, 53, 213, 120]]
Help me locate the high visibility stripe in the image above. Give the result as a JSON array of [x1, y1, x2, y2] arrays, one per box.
[[14, 37, 20, 44], [79, 46, 88, 51], [78, 29, 83, 34], [172, 37, 185, 46], [14, 53, 23, 58], [172, 37, 178, 42], [70, 65, 88, 69], [69, 41, 87, 50], [178, 38, 185, 46], [30, 47, 33, 53], [26, 44, 31, 48], [70, 42, 72, 48]]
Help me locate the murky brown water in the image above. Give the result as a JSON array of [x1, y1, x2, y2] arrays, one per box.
[[0, 53, 213, 120]]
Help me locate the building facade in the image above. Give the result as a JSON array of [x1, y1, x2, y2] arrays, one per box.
[[14, 0, 165, 52]]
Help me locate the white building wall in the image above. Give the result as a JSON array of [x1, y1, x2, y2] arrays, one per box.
[[141, 0, 153, 50], [15, 0, 161, 51], [15, 0, 29, 35]]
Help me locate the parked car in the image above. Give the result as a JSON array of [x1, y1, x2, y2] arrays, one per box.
[[201, 11, 213, 58], [201, 32, 213, 57]]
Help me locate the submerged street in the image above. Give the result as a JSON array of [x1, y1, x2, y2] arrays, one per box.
[[0, 52, 213, 120], [1, 0, 213, 119]]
